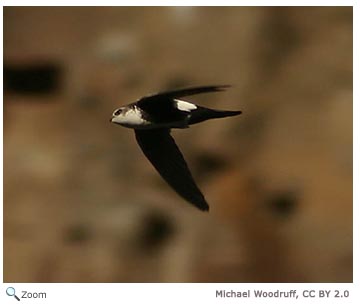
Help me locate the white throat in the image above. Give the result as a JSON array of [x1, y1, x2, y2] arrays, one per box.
[[112, 107, 149, 128]]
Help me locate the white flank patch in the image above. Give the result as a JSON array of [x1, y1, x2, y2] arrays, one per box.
[[175, 99, 197, 112]]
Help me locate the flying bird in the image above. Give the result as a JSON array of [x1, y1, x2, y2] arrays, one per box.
[[110, 85, 241, 211]]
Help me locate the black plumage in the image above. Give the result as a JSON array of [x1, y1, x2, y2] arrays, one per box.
[[111, 85, 242, 211], [135, 129, 209, 211], [136, 85, 232, 125]]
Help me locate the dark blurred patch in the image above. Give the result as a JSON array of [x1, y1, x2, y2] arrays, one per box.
[[64, 224, 92, 245], [137, 212, 175, 253], [194, 152, 228, 179], [266, 191, 298, 218], [258, 7, 301, 74], [4, 62, 62, 95]]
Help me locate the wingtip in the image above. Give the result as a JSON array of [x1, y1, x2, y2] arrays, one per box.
[[197, 201, 210, 212], [190, 196, 209, 211], [214, 84, 232, 91], [203, 205, 210, 212], [197, 205, 210, 212]]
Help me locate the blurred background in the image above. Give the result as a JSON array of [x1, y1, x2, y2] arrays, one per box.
[[3, 6, 352, 282]]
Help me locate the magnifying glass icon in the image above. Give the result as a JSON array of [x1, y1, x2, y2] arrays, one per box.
[[6, 287, 20, 301]]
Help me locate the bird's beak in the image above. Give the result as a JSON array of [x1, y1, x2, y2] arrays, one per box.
[[110, 117, 114, 123]]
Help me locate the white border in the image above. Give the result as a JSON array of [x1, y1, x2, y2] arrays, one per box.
[[0, 0, 356, 6], [1, 2, 358, 305]]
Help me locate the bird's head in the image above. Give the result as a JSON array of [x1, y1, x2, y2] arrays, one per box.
[[110, 106, 146, 128], [110, 107, 126, 124]]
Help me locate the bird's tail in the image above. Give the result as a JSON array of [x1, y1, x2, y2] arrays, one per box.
[[188, 107, 242, 125]]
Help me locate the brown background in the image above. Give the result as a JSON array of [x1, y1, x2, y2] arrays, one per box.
[[3, 7, 352, 282]]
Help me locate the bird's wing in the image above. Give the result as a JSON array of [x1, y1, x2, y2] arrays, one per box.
[[137, 85, 230, 105], [135, 129, 209, 211]]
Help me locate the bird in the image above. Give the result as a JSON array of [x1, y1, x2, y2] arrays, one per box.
[[110, 85, 241, 211]]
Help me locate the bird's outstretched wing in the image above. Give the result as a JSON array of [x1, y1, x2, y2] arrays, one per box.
[[135, 129, 209, 211], [136, 85, 231, 124]]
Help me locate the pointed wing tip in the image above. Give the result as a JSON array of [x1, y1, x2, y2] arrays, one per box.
[[135, 129, 210, 212], [212, 85, 232, 91], [194, 199, 210, 212], [201, 205, 210, 212]]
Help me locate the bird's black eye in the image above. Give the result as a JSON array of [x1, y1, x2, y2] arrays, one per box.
[[114, 109, 122, 116]]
